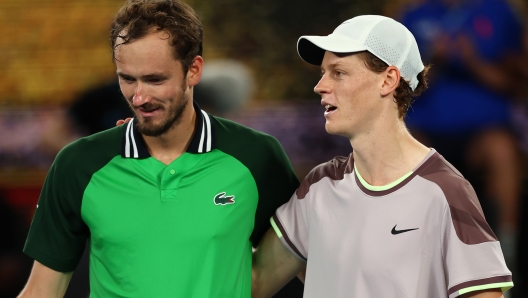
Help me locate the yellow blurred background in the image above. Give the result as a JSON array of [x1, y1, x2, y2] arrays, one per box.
[[0, 1, 124, 106]]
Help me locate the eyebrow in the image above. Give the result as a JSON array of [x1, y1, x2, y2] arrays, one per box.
[[321, 62, 344, 72], [117, 72, 170, 80]]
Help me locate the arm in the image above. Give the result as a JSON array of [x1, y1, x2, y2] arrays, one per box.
[[461, 288, 503, 298], [252, 228, 306, 298], [18, 261, 72, 298]]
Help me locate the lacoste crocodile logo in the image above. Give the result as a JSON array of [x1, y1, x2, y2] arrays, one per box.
[[214, 192, 235, 205]]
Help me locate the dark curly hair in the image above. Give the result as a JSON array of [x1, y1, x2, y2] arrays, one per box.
[[110, 0, 203, 74], [357, 51, 430, 119]]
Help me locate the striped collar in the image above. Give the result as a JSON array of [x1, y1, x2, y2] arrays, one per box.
[[121, 101, 215, 159]]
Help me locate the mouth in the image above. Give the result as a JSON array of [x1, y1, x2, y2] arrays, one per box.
[[137, 105, 162, 117], [140, 106, 159, 113], [325, 104, 337, 113]]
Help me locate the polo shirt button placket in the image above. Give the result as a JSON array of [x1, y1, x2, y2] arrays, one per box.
[[161, 168, 178, 200]]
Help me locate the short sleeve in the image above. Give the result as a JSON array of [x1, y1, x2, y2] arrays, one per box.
[[23, 145, 90, 272], [442, 205, 513, 297], [272, 188, 310, 261], [248, 135, 300, 246]]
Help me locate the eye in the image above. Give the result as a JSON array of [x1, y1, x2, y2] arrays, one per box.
[[334, 70, 344, 77], [119, 76, 135, 84], [148, 78, 164, 84]]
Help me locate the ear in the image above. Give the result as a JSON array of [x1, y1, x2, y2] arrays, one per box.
[[380, 66, 400, 97], [186, 55, 203, 87]]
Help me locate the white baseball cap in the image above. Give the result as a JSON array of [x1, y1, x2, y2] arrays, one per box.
[[297, 15, 425, 90]]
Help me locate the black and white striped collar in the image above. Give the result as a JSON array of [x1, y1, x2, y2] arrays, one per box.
[[121, 101, 215, 159]]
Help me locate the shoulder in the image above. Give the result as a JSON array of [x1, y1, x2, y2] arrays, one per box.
[[417, 151, 464, 181], [212, 116, 286, 159], [210, 115, 298, 192], [213, 116, 279, 145], [296, 154, 352, 200], [53, 125, 124, 172], [416, 152, 497, 244], [416, 152, 475, 203]]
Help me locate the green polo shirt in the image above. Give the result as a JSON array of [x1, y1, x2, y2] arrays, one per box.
[[24, 102, 299, 297]]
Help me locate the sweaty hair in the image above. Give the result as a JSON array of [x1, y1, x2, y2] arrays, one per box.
[[110, 0, 203, 74], [357, 51, 430, 118]]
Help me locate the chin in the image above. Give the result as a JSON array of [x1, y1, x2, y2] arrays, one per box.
[[325, 124, 352, 139], [324, 123, 340, 136], [136, 118, 172, 137]]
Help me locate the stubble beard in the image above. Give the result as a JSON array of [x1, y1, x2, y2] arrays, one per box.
[[132, 92, 190, 137]]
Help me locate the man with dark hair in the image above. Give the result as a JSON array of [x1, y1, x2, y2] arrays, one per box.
[[18, 0, 299, 297], [252, 15, 512, 298]]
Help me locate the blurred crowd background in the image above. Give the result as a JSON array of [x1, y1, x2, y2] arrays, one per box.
[[1, 0, 528, 297]]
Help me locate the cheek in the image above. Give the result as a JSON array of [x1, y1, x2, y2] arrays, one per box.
[[343, 77, 374, 99], [157, 86, 181, 102], [118, 82, 134, 101], [334, 81, 358, 106], [335, 81, 374, 114], [158, 79, 185, 98]]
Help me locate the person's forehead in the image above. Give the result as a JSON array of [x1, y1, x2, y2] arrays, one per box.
[[115, 31, 174, 59], [114, 31, 183, 76], [321, 51, 361, 68]]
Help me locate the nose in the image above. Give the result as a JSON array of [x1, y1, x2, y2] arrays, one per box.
[[132, 82, 151, 107], [314, 74, 330, 96]]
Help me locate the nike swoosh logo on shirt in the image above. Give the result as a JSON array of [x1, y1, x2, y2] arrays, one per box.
[[391, 225, 419, 235]]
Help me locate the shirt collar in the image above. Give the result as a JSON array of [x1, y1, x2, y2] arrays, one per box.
[[121, 101, 215, 159]]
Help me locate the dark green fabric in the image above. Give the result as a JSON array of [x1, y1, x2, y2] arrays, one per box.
[[212, 116, 300, 245], [24, 125, 124, 272]]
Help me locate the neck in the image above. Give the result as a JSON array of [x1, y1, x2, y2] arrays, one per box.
[[350, 117, 430, 186], [142, 101, 196, 165]]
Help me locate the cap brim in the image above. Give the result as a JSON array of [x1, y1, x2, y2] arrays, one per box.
[[297, 35, 367, 65]]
